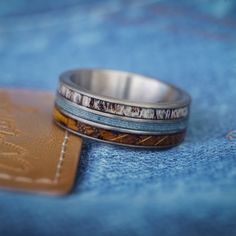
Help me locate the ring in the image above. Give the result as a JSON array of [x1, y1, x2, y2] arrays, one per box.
[[53, 69, 191, 148]]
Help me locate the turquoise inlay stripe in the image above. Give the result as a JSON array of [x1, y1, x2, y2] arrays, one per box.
[[56, 96, 187, 132]]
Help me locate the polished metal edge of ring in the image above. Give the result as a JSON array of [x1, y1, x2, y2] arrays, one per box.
[[55, 103, 186, 135], [53, 108, 186, 148], [55, 94, 188, 133], [58, 83, 190, 121]]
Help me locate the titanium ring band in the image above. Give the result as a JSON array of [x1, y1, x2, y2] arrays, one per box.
[[54, 69, 191, 148]]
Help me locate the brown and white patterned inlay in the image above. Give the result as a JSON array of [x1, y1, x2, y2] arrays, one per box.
[[58, 84, 189, 120]]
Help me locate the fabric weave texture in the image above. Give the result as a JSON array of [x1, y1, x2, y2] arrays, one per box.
[[0, 0, 236, 235]]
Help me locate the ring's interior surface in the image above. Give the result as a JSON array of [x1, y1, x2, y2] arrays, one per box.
[[70, 70, 183, 104]]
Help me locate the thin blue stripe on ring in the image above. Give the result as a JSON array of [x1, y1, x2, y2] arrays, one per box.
[[55, 95, 187, 132]]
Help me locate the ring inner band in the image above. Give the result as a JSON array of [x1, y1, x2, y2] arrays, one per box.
[[68, 69, 186, 104]]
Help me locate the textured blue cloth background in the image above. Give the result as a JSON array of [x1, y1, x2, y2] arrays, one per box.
[[0, 0, 236, 235]]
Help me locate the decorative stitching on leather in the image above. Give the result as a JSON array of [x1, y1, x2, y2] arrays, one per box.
[[53, 130, 69, 183], [0, 131, 69, 185]]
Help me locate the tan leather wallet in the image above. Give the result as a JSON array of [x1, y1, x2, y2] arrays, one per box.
[[0, 89, 82, 195]]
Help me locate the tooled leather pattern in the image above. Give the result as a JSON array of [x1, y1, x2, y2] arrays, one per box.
[[0, 89, 82, 194], [0, 94, 30, 173]]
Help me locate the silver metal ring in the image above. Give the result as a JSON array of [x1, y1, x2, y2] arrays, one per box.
[[54, 68, 191, 148]]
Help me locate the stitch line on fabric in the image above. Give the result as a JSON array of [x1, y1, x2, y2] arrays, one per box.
[[0, 131, 69, 185]]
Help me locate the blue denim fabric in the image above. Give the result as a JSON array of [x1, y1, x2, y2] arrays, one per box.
[[0, 0, 236, 235]]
